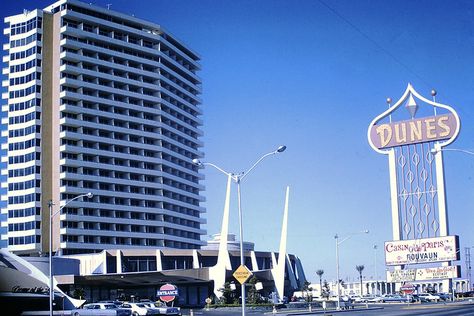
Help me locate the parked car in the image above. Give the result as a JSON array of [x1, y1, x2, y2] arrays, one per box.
[[367, 296, 383, 303], [121, 302, 155, 316], [142, 302, 181, 315], [358, 295, 380, 303], [418, 293, 440, 302], [72, 303, 132, 316], [437, 293, 451, 301], [99, 301, 125, 308], [380, 294, 413, 303]]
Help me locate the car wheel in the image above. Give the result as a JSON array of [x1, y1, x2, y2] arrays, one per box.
[[132, 312, 139, 316], [73, 313, 80, 316]]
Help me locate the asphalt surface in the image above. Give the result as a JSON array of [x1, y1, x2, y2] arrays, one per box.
[[184, 301, 474, 316]]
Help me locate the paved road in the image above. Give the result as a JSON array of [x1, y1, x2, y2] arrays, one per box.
[[187, 301, 474, 316]]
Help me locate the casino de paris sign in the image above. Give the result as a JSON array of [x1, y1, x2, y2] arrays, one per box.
[[385, 236, 459, 266], [368, 84, 461, 284]]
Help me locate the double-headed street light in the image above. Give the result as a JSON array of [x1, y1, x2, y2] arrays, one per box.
[[49, 192, 93, 316], [335, 230, 369, 310], [432, 146, 473, 298], [193, 145, 286, 316]]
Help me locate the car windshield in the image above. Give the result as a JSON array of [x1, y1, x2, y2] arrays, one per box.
[[104, 304, 117, 309], [136, 303, 146, 307]]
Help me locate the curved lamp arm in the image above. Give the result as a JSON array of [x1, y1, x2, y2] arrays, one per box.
[[431, 148, 474, 156], [51, 192, 93, 218], [240, 145, 286, 181], [192, 159, 235, 179], [192, 145, 286, 182], [336, 230, 369, 245]]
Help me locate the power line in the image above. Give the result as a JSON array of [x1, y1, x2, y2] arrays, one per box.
[[317, 0, 433, 89]]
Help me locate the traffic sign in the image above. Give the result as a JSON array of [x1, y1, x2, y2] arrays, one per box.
[[233, 265, 252, 284], [400, 283, 415, 294]]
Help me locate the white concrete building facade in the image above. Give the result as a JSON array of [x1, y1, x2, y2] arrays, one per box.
[[2, 0, 205, 255], [303, 279, 470, 298]]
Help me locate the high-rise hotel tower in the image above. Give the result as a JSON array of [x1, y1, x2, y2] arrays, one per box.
[[2, 0, 205, 255]]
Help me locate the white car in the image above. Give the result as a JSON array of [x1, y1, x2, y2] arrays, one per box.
[[418, 293, 441, 302], [142, 302, 181, 315], [121, 302, 154, 316], [367, 296, 383, 303], [72, 303, 132, 316]]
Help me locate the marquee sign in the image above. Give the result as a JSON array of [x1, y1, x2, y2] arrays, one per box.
[[157, 284, 179, 303], [368, 84, 462, 285], [385, 235, 459, 266], [369, 113, 457, 149], [386, 266, 460, 282]]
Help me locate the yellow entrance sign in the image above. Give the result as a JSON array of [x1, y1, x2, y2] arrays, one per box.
[[233, 265, 252, 284]]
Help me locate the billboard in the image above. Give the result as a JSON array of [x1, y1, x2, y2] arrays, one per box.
[[385, 236, 459, 266], [386, 266, 460, 282], [369, 113, 458, 149]]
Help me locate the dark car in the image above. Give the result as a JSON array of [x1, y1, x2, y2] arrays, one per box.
[[438, 293, 451, 301]]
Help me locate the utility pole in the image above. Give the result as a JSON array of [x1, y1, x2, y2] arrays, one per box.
[[466, 247, 471, 291]]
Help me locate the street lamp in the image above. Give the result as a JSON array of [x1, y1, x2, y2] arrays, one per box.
[[192, 145, 286, 316], [432, 147, 473, 298], [373, 244, 378, 296], [49, 192, 93, 316], [335, 230, 369, 310]]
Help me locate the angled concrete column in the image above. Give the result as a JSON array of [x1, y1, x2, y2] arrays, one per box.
[[155, 249, 162, 271], [272, 186, 290, 300], [192, 250, 200, 269], [209, 175, 232, 297]]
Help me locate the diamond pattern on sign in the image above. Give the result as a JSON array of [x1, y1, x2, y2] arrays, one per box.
[[432, 220, 439, 235], [412, 152, 420, 166], [414, 187, 422, 200], [428, 185, 437, 198], [394, 141, 446, 240], [404, 222, 411, 236], [423, 204, 431, 216], [397, 154, 407, 167], [420, 169, 428, 182], [417, 221, 425, 235], [400, 189, 409, 201], [426, 150, 435, 163]]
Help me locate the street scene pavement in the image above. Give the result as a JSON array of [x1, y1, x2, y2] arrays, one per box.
[[184, 301, 474, 316]]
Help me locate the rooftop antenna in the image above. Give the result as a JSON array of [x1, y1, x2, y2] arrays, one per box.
[[106, 4, 112, 10]]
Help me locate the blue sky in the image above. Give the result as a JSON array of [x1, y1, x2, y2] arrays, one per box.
[[2, 0, 474, 284]]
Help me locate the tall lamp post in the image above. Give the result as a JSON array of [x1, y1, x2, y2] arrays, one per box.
[[373, 244, 378, 296], [431, 147, 473, 297], [193, 145, 286, 316], [335, 230, 369, 310], [49, 192, 93, 316]]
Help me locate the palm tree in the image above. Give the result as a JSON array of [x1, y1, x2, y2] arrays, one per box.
[[356, 265, 365, 296], [316, 269, 324, 297]]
